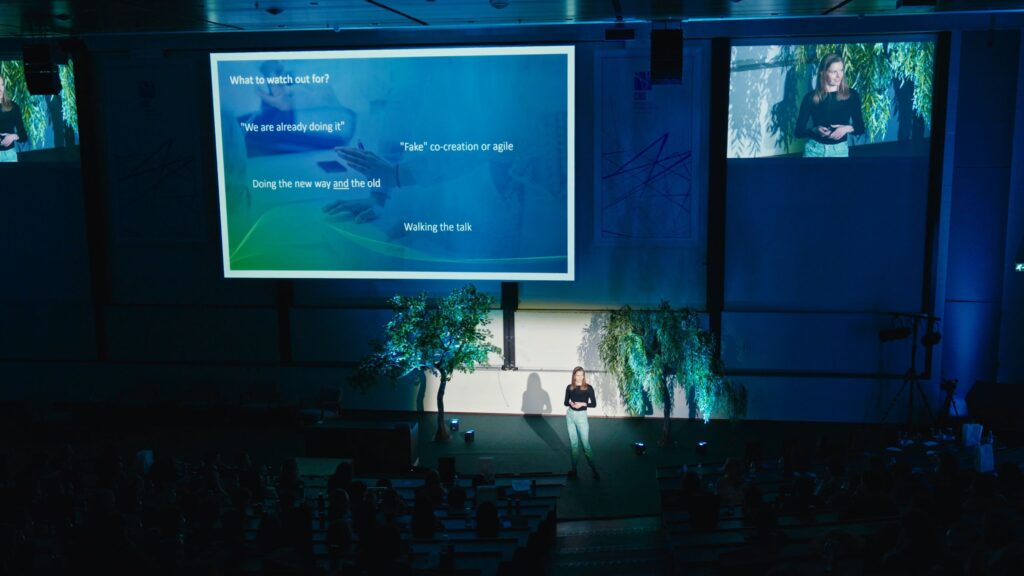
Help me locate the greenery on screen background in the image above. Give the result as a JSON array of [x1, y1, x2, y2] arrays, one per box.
[[732, 41, 934, 156], [0, 60, 78, 150]]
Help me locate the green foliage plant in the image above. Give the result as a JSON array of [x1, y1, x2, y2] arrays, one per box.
[[353, 285, 500, 441], [599, 302, 746, 444]]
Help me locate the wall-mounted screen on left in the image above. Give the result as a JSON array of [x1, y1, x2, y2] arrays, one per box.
[[0, 59, 79, 163], [211, 46, 574, 280]]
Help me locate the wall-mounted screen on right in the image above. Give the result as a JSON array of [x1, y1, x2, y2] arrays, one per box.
[[728, 38, 935, 158]]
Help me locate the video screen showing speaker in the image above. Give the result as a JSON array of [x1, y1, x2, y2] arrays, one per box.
[[0, 54, 80, 163], [728, 37, 935, 158], [210, 46, 574, 280]]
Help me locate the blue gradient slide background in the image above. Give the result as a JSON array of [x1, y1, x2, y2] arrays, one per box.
[[211, 47, 573, 280]]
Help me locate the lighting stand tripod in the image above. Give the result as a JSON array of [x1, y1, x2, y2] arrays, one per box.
[[881, 314, 936, 424], [938, 378, 959, 425]]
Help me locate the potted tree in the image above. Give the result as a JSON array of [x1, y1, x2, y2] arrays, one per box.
[[353, 285, 500, 441], [599, 301, 745, 445]]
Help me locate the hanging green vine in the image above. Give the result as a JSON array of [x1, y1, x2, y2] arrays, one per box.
[[59, 60, 78, 134], [599, 302, 746, 427]]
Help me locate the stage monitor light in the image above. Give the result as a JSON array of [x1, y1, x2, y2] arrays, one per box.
[[633, 442, 646, 456], [695, 440, 708, 457], [449, 418, 460, 432], [878, 327, 912, 342], [463, 429, 476, 443]]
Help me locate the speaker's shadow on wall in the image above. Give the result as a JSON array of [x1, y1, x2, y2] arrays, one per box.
[[522, 372, 563, 452]]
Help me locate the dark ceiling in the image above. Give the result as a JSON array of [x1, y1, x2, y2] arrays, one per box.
[[1, 1, 1022, 37]]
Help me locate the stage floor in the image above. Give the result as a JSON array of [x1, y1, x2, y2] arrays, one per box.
[[400, 412, 902, 520]]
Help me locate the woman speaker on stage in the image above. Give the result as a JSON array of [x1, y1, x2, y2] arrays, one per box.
[[564, 366, 599, 480]]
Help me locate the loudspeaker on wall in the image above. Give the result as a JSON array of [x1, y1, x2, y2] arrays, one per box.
[[651, 29, 683, 84], [22, 44, 62, 95]]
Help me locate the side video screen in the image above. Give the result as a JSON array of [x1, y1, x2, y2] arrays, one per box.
[[0, 59, 79, 163], [728, 39, 935, 159]]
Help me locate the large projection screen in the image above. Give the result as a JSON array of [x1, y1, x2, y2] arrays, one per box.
[[211, 46, 574, 280]]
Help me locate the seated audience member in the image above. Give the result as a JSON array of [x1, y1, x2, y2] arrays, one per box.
[[672, 470, 703, 508], [447, 484, 469, 516], [422, 468, 447, 508], [741, 484, 764, 527], [476, 500, 501, 538], [275, 457, 304, 502], [359, 522, 410, 576], [715, 457, 747, 507], [882, 506, 942, 574], [996, 462, 1024, 522], [749, 503, 787, 549], [843, 469, 897, 520], [255, 505, 286, 551], [281, 500, 314, 556], [815, 457, 848, 503], [352, 486, 377, 536], [329, 487, 351, 521], [235, 451, 265, 499], [327, 461, 354, 496], [148, 450, 179, 489], [327, 490, 354, 553], [378, 486, 407, 521], [778, 476, 820, 521], [410, 488, 444, 538], [963, 473, 1006, 515], [688, 490, 721, 532]]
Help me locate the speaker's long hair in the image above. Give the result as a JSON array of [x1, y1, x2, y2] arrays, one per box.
[[570, 366, 589, 389], [812, 54, 850, 104]]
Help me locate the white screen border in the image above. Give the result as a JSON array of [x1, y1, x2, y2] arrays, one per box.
[[210, 45, 575, 281]]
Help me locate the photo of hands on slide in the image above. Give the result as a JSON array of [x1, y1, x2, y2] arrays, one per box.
[[211, 47, 573, 280]]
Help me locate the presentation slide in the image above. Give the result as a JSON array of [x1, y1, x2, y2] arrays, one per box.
[[728, 39, 935, 158], [0, 59, 79, 162], [211, 47, 574, 280]]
